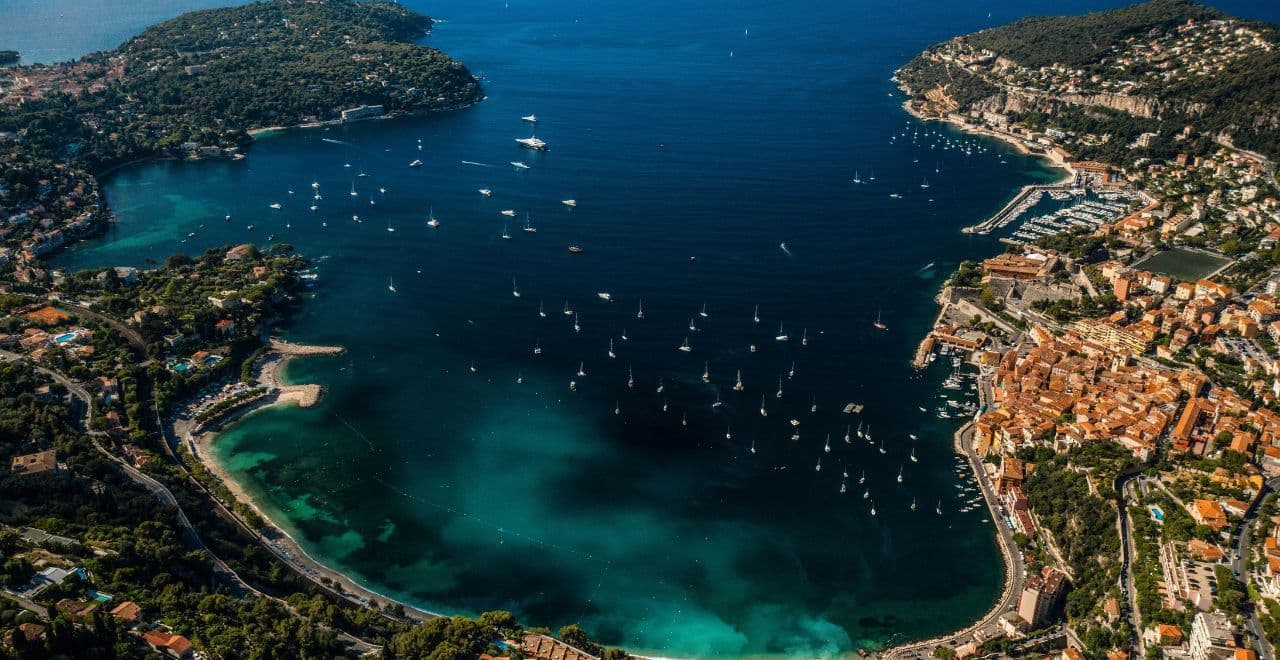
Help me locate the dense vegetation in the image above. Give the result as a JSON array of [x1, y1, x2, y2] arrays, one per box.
[[965, 0, 1224, 69], [0, 51, 18, 66], [0, 0, 481, 173], [897, 0, 1280, 160]]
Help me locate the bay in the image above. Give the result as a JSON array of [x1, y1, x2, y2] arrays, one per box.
[[23, 0, 1280, 655]]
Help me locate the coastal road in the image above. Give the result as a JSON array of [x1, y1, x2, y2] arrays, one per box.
[[0, 350, 383, 656], [883, 421, 1025, 659], [1234, 479, 1279, 660], [1115, 468, 1145, 636]]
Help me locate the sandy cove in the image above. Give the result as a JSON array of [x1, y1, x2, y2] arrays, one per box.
[[180, 340, 439, 625]]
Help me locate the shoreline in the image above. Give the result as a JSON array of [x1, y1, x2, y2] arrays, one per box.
[[880, 98, 1052, 658], [901, 100, 1077, 186], [179, 340, 441, 625]]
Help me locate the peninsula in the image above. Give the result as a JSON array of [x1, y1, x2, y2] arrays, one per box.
[[891, 2, 1280, 659]]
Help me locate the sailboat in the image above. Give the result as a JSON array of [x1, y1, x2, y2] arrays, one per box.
[[538, 301, 546, 318], [512, 278, 521, 298], [387, 277, 397, 293], [662, 398, 669, 412], [733, 370, 744, 391], [859, 470, 866, 485], [823, 435, 831, 453], [815, 457, 822, 472], [856, 421, 864, 439], [788, 361, 796, 379], [656, 378, 664, 393], [678, 337, 692, 353], [936, 500, 943, 515], [608, 339, 616, 359], [523, 212, 536, 233], [910, 448, 918, 463], [920, 178, 930, 189], [469, 362, 477, 373], [563, 300, 573, 316], [759, 395, 767, 417], [615, 401, 620, 415], [681, 412, 688, 427], [879, 440, 887, 455], [501, 224, 512, 240], [775, 378, 783, 399], [577, 362, 587, 377], [870, 501, 876, 517], [426, 207, 439, 228], [699, 303, 709, 319], [349, 181, 358, 197], [620, 328, 628, 341], [712, 392, 723, 409], [752, 304, 760, 324], [627, 366, 635, 389], [896, 466, 904, 483], [866, 425, 873, 443], [775, 323, 789, 342], [873, 310, 887, 331], [801, 328, 808, 347], [573, 312, 581, 334], [840, 481, 847, 494], [688, 317, 698, 332], [851, 171, 863, 184], [533, 339, 542, 356], [910, 498, 917, 511], [844, 425, 852, 444], [701, 361, 710, 383], [750, 440, 756, 455], [810, 396, 817, 413], [636, 300, 645, 320]]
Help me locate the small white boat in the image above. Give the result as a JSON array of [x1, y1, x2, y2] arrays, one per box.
[[501, 209, 517, 217], [573, 312, 581, 333], [409, 159, 423, 168], [733, 370, 744, 391], [510, 162, 530, 169], [608, 339, 616, 359], [522, 114, 538, 123], [269, 203, 282, 210], [479, 188, 492, 196], [677, 337, 692, 353], [597, 292, 613, 302], [562, 199, 577, 207], [636, 300, 644, 320], [699, 303, 708, 319], [523, 213, 537, 233], [512, 278, 521, 298], [533, 340, 542, 356], [427, 207, 440, 228], [538, 301, 546, 318], [701, 361, 711, 383], [387, 277, 397, 293], [759, 395, 767, 417], [752, 304, 760, 324], [775, 323, 789, 342]]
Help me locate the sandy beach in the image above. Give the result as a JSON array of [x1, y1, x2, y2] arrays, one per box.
[[180, 340, 438, 624]]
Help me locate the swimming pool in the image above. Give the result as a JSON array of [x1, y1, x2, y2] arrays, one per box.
[[53, 332, 77, 343], [1150, 506, 1164, 522]]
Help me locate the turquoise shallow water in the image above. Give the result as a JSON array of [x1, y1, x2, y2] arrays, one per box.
[[25, 0, 1279, 655]]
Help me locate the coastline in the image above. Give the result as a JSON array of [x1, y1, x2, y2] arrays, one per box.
[[881, 97, 1056, 657], [179, 340, 440, 625]]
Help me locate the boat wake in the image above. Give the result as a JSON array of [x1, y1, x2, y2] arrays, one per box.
[[321, 138, 349, 145], [779, 242, 793, 257], [461, 160, 494, 167]]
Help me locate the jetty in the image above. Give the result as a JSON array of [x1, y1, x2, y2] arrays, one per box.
[[269, 338, 346, 356], [962, 184, 1070, 235]]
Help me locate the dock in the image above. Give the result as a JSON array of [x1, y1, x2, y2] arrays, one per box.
[[963, 184, 1070, 235]]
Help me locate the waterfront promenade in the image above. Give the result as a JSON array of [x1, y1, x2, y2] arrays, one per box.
[[882, 418, 1024, 658]]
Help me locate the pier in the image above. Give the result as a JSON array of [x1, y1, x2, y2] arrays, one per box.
[[963, 184, 1070, 235]]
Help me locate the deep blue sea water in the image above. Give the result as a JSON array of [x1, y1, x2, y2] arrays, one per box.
[[9, 0, 1280, 656]]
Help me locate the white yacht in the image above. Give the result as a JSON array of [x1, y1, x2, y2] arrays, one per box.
[[775, 323, 789, 342], [515, 136, 548, 151], [409, 159, 423, 168], [522, 114, 538, 123], [510, 161, 530, 169], [478, 188, 492, 197], [269, 203, 282, 210], [501, 209, 517, 217], [597, 292, 613, 302], [562, 199, 577, 207]]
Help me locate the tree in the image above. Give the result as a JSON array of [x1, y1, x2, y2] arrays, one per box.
[[933, 647, 957, 660]]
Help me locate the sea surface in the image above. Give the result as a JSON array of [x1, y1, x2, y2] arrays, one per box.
[[13, 0, 1280, 656]]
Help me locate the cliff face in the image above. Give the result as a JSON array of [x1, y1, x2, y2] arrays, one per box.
[[977, 89, 1160, 119]]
